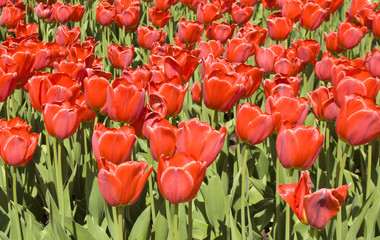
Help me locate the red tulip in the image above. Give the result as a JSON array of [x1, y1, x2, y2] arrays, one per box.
[[314, 52, 335, 82], [0, 127, 39, 167], [372, 11, 380, 38], [53, 60, 87, 82], [236, 22, 267, 46], [92, 123, 136, 166], [277, 125, 324, 170], [107, 43, 134, 69], [365, 49, 380, 78], [177, 18, 204, 45], [198, 39, 224, 59], [224, 37, 253, 63], [300, 2, 328, 31], [205, 21, 236, 43], [211, 0, 234, 13], [265, 95, 310, 131], [266, 12, 293, 41], [240, 0, 258, 6], [235, 64, 264, 98], [324, 31, 343, 54], [274, 57, 303, 77], [278, 171, 350, 230], [53, 2, 85, 23], [34, 3, 54, 21], [197, 3, 222, 26], [191, 81, 202, 103], [337, 22, 367, 50], [236, 103, 280, 145], [203, 69, 245, 112], [98, 159, 153, 206], [308, 86, 340, 121], [148, 7, 171, 28], [254, 44, 285, 74], [9, 23, 39, 38], [121, 65, 152, 90], [263, 74, 301, 98], [96, 1, 117, 26], [116, 5, 140, 32], [43, 101, 85, 139], [107, 78, 145, 124], [336, 95, 380, 146], [137, 26, 167, 50], [292, 39, 320, 65], [346, 0, 378, 24], [261, 0, 279, 10], [174, 118, 227, 167], [0, 117, 30, 131], [1, 3, 26, 28], [0, 55, 17, 102], [55, 25, 81, 46], [282, 0, 302, 22], [157, 153, 207, 204], [231, 2, 254, 26], [154, 0, 172, 11]]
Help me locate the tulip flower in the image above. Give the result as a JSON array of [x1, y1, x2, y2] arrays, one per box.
[[337, 22, 367, 50], [261, 0, 279, 10], [336, 95, 380, 146], [263, 74, 301, 98], [274, 57, 303, 77], [9, 23, 39, 38], [148, 7, 171, 28], [83, 75, 110, 113], [154, 0, 172, 11], [55, 25, 81, 47], [205, 21, 236, 43], [53, 60, 87, 82], [116, 5, 140, 32], [254, 44, 286, 74], [300, 2, 328, 31], [53, 2, 85, 23], [324, 31, 344, 54], [365, 49, 380, 78], [197, 3, 222, 26], [308, 86, 340, 121], [42, 101, 85, 140], [0, 126, 39, 167], [198, 39, 224, 59], [34, 3, 54, 21], [266, 12, 293, 41], [277, 125, 324, 170], [191, 82, 202, 103], [98, 159, 153, 206], [96, 1, 117, 26], [157, 153, 207, 204], [0, 118, 30, 131], [236, 103, 280, 145], [0, 3, 26, 28], [224, 37, 253, 63], [107, 43, 134, 69], [278, 171, 350, 230], [0, 57, 17, 102], [282, 0, 302, 22], [231, 2, 254, 26], [292, 39, 320, 65], [203, 69, 245, 112], [137, 26, 166, 50], [236, 22, 267, 46], [121, 65, 152, 90], [174, 118, 227, 167], [265, 95, 310, 131], [177, 18, 204, 45], [107, 78, 145, 125], [75, 93, 96, 123], [314, 52, 335, 82], [235, 64, 264, 99], [92, 123, 136, 166]]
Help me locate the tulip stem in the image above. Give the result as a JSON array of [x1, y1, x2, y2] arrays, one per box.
[[336, 139, 349, 240], [366, 143, 372, 199], [286, 168, 294, 240], [117, 206, 124, 240], [147, 145, 156, 225], [241, 145, 249, 240], [325, 122, 331, 187], [173, 204, 179, 240], [54, 138, 65, 226], [12, 167, 23, 240], [188, 200, 192, 240], [309, 226, 318, 239], [166, 200, 173, 238]]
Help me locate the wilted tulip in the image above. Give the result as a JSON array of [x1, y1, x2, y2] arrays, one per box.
[[308, 86, 340, 121], [236, 103, 280, 145], [336, 95, 380, 146], [98, 160, 153, 206], [278, 171, 350, 230], [276, 125, 324, 170], [266, 12, 293, 41]]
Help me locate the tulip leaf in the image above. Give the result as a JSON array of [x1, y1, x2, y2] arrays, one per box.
[[205, 176, 226, 228], [151, 207, 168, 240], [364, 190, 380, 239], [229, 210, 241, 240], [85, 172, 105, 223], [64, 217, 96, 240], [129, 206, 151, 240]]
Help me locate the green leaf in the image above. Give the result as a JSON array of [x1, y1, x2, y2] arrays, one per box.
[[64, 217, 96, 240], [205, 176, 226, 228], [128, 206, 151, 240]]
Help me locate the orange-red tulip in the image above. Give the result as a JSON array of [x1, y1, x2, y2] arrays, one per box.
[[198, 39, 224, 59], [96, 1, 117, 26], [308, 86, 340, 121], [292, 39, 320, 65], [254, 44, 286, 74], [236, 22, 267, 46], [263, 74, 301, 98], [266, 12, 293, 41], [55, 25, 81, 47], [224, 37, 253, 63], [1, 3, 26, 28], [231, 2, 254, 26], [300, 2, 328, 31], [177, 18, 204, 45], [107, 43, 134, 69], [197, 3, 222, 26], [337, 22, 367, 50], [137, 26, 166, 50], [365, 49, 380, 78], [205, 21, 236, 43], [148, 7, 171, 28], [191, 81, 202, 103]]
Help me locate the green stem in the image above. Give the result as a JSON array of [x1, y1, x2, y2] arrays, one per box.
[[336, 140, 349, 240], [286, 169, 294, 240], [117, 206, 124, 240], [188, 200, 192, 240], [309, 226, 318, 239], [275, 157, 281, 237], [173, 204, 179, 240], [147, 145, 156, 225], [325, 122, 331, 188], [366, 143, 372, 199], [6, 97, 10, 120], [166, 200, 173, 238], [241, 145, 249, 240], [54, 138, 65, 225], [12, 167, 22, 240]]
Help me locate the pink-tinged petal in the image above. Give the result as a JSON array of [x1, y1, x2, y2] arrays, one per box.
[[159, 167, 194, 204]]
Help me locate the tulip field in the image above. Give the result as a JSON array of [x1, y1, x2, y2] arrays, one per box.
[[0, 0, 380, 239]]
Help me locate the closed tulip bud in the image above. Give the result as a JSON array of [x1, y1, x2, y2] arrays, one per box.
[[300, 2, 328, 31], [263, 74, 301, 98], [197, 3, 222, 26], [0, 127, 39, 167], [314, 52, 335, 82], [365, 49, 380, 78], [266, 12, 293, 41], [0, 56, 17, 102], [324, 31, 343, 54], [236, 103, 280, 145], [148, 7, 171, 28], [107, 43, 134, 69], [278, 171, 350, 230], [1, 3, 26, 28], [337, 22, 367, 50], [336, 95, 380, 146], [198, 39, 224, 59], [231, 2, 254, 26], [107, 78, 145, 125], [254, 44, 286, 74], [43, 101, 85, 139], [224, 37, 253, 63], [157, 153, 207, 204], [191, 81, 202, 103], [137, 26, 167, 50], [205, 21, 236, 43], [282, 0, 302, 22], [116, 5, 140, 32], [277, 125, 324, 170], [308, 86, 340, 121], [178, 18, 204, 45], [92, 123, 136, 166], [96, 1, 117, 26], [98, 160, 153, 206], [56, 25, 81, 46], [292, 39, 320, 65]]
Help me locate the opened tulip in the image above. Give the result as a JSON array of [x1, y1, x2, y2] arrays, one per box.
[[96, 1, 117, 26], [148, 7, 171, 28], [278, 171, 350, 230], [235, 64, 264, 99], [98, 159, 153, 206], [263, 74, 301, 98], [205, 21, 236, 43], [236, 103, 280, 145], [300, 2, 328, 31], [254, 44, 286, 74], [43, 101, 85, 139], [92, 123, 136, 166], [336, 95, 380, 146], [198, 39, 224, 59], [9, 23, 39, 38], [177, 18, 204, 45], [292, 39, 320, 65], [236, 22, 267, 46], [0, 127, 39, 167], [266, 12, 293, 41], [337, 22, 367, 50], [231, 2, 254, 26], [365, 49, 380, 78], [1, 3, 26, 28], [308, 86, 340, 121], [107, 78, 145, 124], [157, 153, 207, 204], [83, 75, 110, 113], [56, 25, 81, 47], [224, 37, 253, 63], [107, 43, 134, 69], [137, 26, 166, 50]]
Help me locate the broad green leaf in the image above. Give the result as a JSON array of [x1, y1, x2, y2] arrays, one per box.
[[205, 176, 226, 228], [129, 206, 151, 240]]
